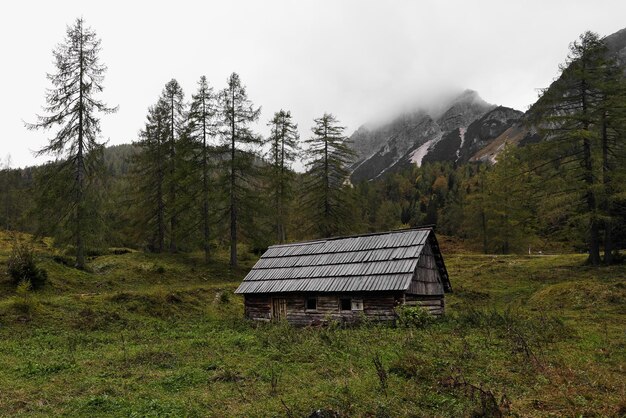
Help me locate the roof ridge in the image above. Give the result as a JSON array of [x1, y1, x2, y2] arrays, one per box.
[[267, 227, 434, 249], [252, 256, 420, 270], [261, 244, 424, 258], [243, 272, 417, 282]]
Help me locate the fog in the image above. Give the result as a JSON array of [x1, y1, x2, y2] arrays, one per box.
[[2, 0, 626, 168]]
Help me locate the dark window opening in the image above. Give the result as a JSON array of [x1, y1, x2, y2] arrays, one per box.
[[340, 298, 351, 311], [306, 297, 317, 310]]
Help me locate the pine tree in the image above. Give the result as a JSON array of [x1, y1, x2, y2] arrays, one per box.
[[264, 110, 299, 243], [27, 18, 117, 269], [218, 73, 261, 267], [188, 76, 218, 262], [302, 113, 355, 238]]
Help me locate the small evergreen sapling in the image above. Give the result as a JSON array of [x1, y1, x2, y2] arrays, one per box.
[[7, 240, 47, 289]]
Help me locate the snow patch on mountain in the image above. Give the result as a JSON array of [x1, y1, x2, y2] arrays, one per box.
[[410, 132, 444, 167], [455, 127, 467, 162], [348, 90, 518, 182]]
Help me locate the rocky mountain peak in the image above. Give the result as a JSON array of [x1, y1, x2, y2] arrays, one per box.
[[435, 89, 495, 132], [349, 89, 502, 181]]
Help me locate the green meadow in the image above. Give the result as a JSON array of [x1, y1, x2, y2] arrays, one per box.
[[0, 231, 624, 417]]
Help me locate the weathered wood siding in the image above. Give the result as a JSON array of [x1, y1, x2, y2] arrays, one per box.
[[404, 294, 445, 315], [244, 292, 402, 325], [243, 295, 271, 321], [408, 242, 444, 295]]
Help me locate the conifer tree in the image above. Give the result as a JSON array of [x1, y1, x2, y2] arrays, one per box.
[[133, 101, 169, 252], [264, 110, 299, 243], [160, 80, 186, 253], [27, 18, 117, 269], [218, 73, 261, 267], [461, 164, 490, 253], [530, 31, 610, 265], [595, 56, 626, 264], [188, 76, 218, 262], [484, 144, 537, 253], [302, 113, 355, 238]]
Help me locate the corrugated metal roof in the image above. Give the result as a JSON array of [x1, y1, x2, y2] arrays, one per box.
[[235, 228, 450, 294]]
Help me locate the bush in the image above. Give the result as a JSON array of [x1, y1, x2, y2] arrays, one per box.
[[151, 264, 166, 274], [219, 291, 231, 304], [397, 305, 433, 328], [7, 241, 47, 289]]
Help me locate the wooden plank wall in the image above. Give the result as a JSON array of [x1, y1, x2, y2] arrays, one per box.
[[244, 293, 401, 325], [244, 291, 445, 323], [244, 295, 271, 321], [408, 242, 444, 295], [404, 294, 445, 315]]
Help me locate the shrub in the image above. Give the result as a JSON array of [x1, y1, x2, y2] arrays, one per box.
[[151, 264, 166, 274], [7, 241, 47, 289], [397, 305, 433, 328], [219, 291, 231, 304]]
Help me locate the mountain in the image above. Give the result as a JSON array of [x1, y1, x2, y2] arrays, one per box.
[[470, 27, 626, 164], [428, 105, 524, 165], [349, 90, 513, 182], [350, 112, 440, 182], [605, 27, 626, 66], [349, 27, 626, 181]]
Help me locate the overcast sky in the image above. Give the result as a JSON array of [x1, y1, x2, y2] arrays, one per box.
[[2, 0, 626, 168]]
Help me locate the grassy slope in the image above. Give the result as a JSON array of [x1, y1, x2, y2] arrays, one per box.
[[0, 231, 624, 417]]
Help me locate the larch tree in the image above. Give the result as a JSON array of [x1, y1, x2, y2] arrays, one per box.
[[530, 31, 621, 265], [133, 100, 169, 252], [461, 164, 489, 253], [160, 79, 186, 253], [264, 110, 299, 243], [188, 76, 218, 262], [218, 73, 261, 267], [595, 56, 626, 264], [27, 18, 117, 269], [302, 113, 355, 238], [483, 144, 538, 254]]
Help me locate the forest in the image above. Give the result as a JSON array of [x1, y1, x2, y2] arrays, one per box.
[[1, 24, 625, 269]]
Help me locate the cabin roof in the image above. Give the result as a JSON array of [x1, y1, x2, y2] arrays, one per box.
[[235, 228, 451, 294]]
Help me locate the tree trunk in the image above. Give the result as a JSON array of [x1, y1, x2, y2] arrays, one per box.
[[583, 136, 601, 265], [230, 91, 238, 268], [324, 123, 330, 237], [169, 96, 177, 253], [601, 112, 613, 265], [155, 122, 165, 253], [76, 21, 86, 270], [278, 123, 286, 243], [202, 97, 210, 263], [580, 77, 601, 266]]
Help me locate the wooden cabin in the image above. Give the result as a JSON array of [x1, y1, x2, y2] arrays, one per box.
[[235, 228, 452, 326]]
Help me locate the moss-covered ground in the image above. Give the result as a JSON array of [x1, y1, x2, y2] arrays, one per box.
[[0, 231, 624, 417]]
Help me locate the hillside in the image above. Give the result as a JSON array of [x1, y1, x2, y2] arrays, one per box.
[[0, 231, 624, 416], [349, 26, 626, 182]]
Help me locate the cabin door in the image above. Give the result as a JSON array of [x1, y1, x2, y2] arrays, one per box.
[[272, 298, 287, 321]]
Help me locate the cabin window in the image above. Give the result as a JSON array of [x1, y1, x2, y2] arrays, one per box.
[[306, 297, 317, 311], [340, 298, 352, 311], [351, 298, 363, 311]]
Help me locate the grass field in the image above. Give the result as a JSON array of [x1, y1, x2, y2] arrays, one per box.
[[0, 231, 624, 417]]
